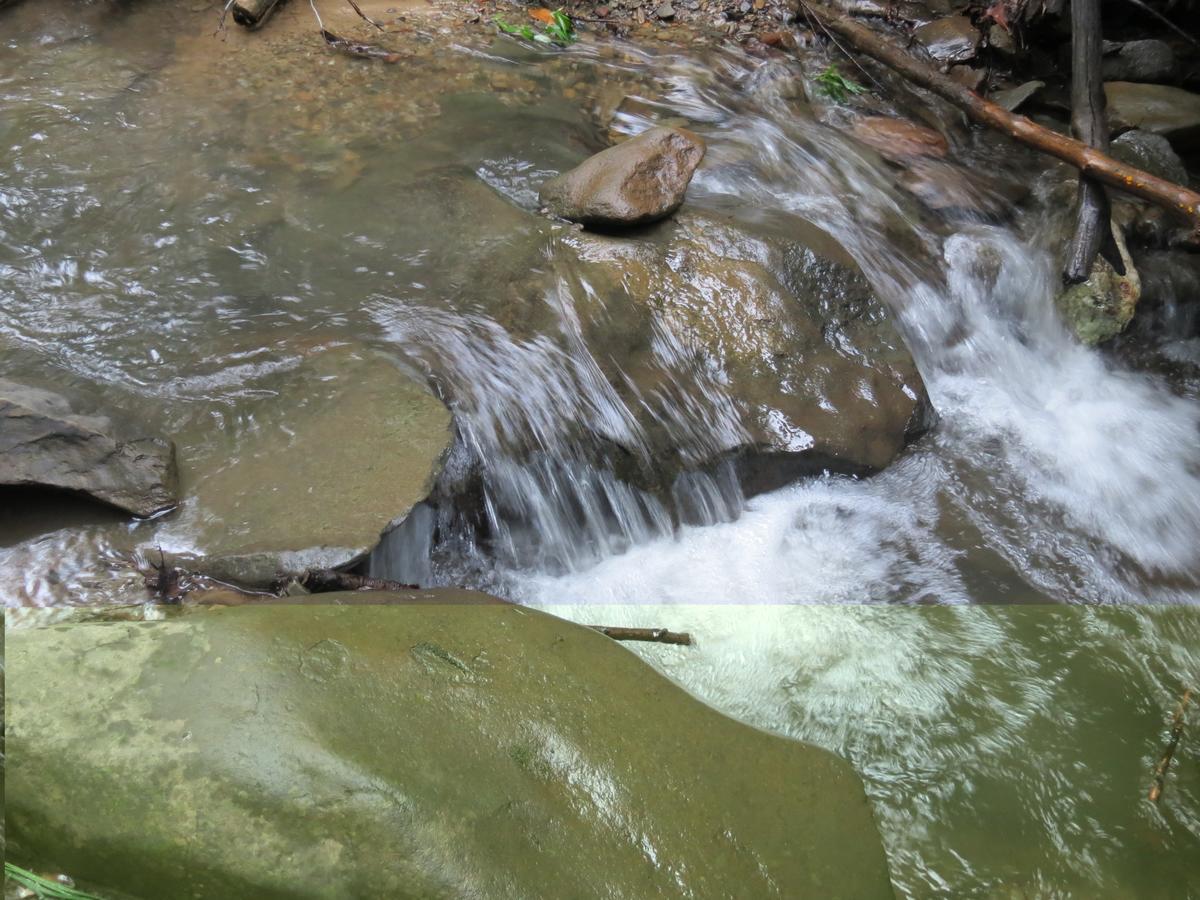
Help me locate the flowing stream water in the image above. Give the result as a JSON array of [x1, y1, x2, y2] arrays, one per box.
[[2, 1, 1198, 896]]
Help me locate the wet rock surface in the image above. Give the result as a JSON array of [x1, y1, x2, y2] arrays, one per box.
[[1100, 39, 1177, 84], [563, 212, 935, 488], [1104, 82, 1200, 147], [6, 601, 895, 900], [1109, 129, 1189, 186], [539, 125, 706, 228], [1057, 224, 1141, 345], [851, 116, 950, 161], [914, 16, 979, 64], [159, 349, 453, 579], [0, 380, 178, 518]]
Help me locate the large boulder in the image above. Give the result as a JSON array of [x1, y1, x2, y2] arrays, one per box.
[[0, 379, 178, 517], [157, 349, 453, 584], [1104, 82, 1200, 148], [538, 126, 706, 229], [560, 212, 935, 492], [6, 600, 896, 899]]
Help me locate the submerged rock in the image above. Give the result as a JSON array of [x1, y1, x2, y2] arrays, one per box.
[[0, 380, 178, 517], [851, 116, 950, 161], [1104, 82, 1200, 147], [538, 125, 706, 228], [164, 350, 453, 583], [1056, 223, 1141, 345], [6, 601, 896, 900]]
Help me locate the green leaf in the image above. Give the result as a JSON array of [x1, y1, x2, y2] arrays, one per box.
[[4, 864, 107, 900]]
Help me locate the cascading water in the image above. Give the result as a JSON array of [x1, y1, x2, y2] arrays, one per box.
[[3, 6, 1197, 894]]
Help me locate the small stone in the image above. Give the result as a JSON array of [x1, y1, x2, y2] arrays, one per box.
[[739, 0, 752, 13], [990, 80, 1044, 112], [987, 23, 1015, 55], [596, 4, 610, 14], [539, 126, 706, 228], [754, 0, 765, 8], [656, 2, 675, 16], [914, 16, 980, 64]]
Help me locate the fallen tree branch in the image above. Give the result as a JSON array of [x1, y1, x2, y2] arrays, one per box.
[[587, 625, 693, 645], [1149, 687, 1192, 803], [299, 568, 419, 593], [798, 0, 1200, 238]]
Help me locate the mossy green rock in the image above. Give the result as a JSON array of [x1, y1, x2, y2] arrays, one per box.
[[7, 600, 894, 899]]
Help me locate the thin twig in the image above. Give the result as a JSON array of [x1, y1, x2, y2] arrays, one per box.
[[1150, 687, 1193, 803], [1118, 0, 1199, 47], [588, 625, 693, 645], [344, 0, 386, 30], [215, 0, 237, 35], [800, 0, 887, 93]]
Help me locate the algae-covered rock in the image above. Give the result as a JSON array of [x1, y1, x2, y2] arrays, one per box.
[[1057, 224, 1141, 346], [6, 600, 895, 899]]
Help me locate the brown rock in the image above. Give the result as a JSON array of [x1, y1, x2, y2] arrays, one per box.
[[914, 16, 979, 64], [899, 160, 1027, 219], [1104, 82, 1200, 149], [851, 116, 950, 162], [539, 126, 706, 229]]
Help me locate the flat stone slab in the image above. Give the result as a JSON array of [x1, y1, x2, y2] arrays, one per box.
[[0, 379, 178, 517], [6, 600, 896, 899], [158, 349, 452, 579]]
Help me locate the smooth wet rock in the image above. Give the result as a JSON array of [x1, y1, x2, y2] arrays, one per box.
[[564, 212, 935, 490], [914, 16, 979, 64], [538, 125, 706, 229], [1057, 223, 1141, 345], [1101, 39, 1176, 84], [162, 350, 452, 581], [991, 80, 1044, 113], [1110, 129, 1189, 186], [851, 116, 949, 161], [6, 601, 896, 900], [0, 380, 178, 517], [1104, 82, 1200, 147]]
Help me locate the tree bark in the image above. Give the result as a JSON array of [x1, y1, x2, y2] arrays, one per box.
[[588, 625, 694, 645], [1063, 0, 1113, 284], [1150, 687, 1192, 803], [300, 568, 420, 593], [798, 0, 1200, 239]]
